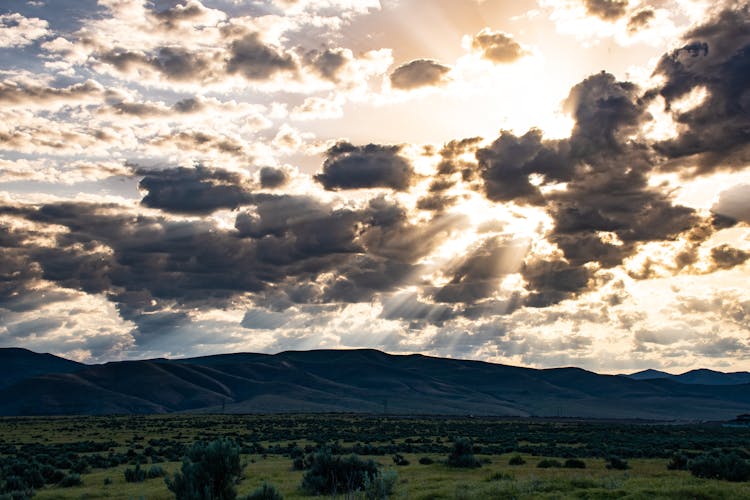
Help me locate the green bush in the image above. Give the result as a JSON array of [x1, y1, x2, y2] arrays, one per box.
[[667, 452, 689, 471], [300, 449, 378, 495], [537, 459, 562, 468], [564, 458, 586, 469], [58, 473, 82, 487], [244, 482, 283, 500], [689, 451, 750, 482], [447, 438, 480, 468], [392, 454, 409, 466], [363, 469, 397, 500], [606, 456, 629, 470], [166, 439, 243, 500], [418, 457, 434, 465], [508, 455, 525, 466], [124, 463, 146, 483], [147, 465, 166, 479]]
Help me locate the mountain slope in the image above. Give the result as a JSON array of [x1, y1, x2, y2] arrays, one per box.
[[0, 348, 85, 389], [2, 348, 750, 419], [625, 368, 750, 385]]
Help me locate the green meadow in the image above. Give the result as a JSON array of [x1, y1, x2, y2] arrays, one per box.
[[2, 415, 749, 499]]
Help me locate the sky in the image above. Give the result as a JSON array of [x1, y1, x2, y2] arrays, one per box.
[[0, 0, 749, 373]]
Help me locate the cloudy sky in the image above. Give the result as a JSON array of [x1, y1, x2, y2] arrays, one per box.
[[1, 0, 749, 372]]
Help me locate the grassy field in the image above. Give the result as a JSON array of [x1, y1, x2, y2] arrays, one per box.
[[2, 415, 749, 499]]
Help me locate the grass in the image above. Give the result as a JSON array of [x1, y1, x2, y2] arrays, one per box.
[[2, 416, 749, 499], [23, 454, 750, 500]]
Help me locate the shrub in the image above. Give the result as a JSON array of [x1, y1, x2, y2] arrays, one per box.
[[147, 465, 166, 479], [363, 469, 397, 500], [166, 439, 243, 500], [124, 463, 146, 483], [689, 451, 750, 482], [537, 459, 562, 468], [667, 452, 689, 471], [39, 465, 65, 485], [245, 482, 283, 500], [58, 473, 82, 487], [508, 455, 526, 466], [564, 458, 586, 469], [606, 456, 629, 470], [418, 457, 434, 465], [392, 454, 409, 466], [301, 449, 378, 495], [447, 438, 480, 468]]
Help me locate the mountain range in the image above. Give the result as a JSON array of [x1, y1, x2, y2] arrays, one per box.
[[1, 347, 750, 420]]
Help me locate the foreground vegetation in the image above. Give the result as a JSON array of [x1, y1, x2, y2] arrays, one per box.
[[1, 415, 749, 499]]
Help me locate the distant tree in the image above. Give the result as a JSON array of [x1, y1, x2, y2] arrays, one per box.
[[447, 438, 480, 468], [166, 439, 242, 500]]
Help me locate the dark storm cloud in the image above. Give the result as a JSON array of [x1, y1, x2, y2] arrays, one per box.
[[315, 142, 416, 191], [470, 29, 528, 63], [564, 72, 645, 152], [304, 48, 349, 81], [389, 59, 451, 90], [226, 32, 297, 80], [584, 0, 628, 21], [710, 244, 750, 270], [436, 137, 483, 175], [258, 166, 289, 189], [0, 181, 469, 335], [522, 260, 593, 308], [138, 165, 256, 214], [472, 71, 707, 305], [627, 9, 655, 32], [477, 129, 572, 205], [651, 4, 750, 172]]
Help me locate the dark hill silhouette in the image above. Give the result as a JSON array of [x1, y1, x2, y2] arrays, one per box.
[[625, 368, 750, 385], [0, 348, 85, 389], [2, 348, 750, 419]]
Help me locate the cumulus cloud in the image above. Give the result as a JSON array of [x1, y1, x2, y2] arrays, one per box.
[[651, 4, 750, 172], [259, 166, 290, 189], [627, 9, 655, 32], [315, 142, 416, 191], [226, 32, 298, 80], [138, 165, 257, 214], [389, 59, 451, 90], [712, 184, 750, 223], [470, 28, 529, 63], [584, 0, 628, 21], [0, 13, 49, 48]]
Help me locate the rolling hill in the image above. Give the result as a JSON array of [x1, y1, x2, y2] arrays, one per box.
[[625, 368, 750, 385], [1, 348, 750, 420]]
